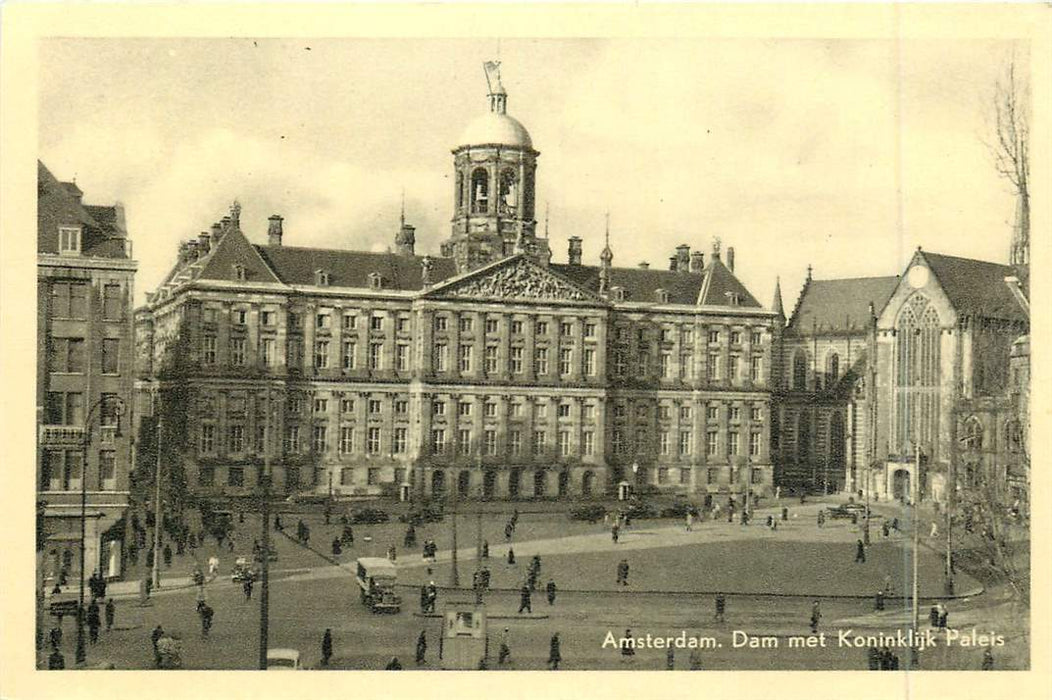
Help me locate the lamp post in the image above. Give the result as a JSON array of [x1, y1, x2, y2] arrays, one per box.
[[75, 394, 126, 666]]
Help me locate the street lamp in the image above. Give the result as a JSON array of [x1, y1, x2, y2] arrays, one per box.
[[75, 394, 126, 666]]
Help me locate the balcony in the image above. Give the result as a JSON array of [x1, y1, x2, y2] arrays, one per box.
[[38, 425, 85, 446]]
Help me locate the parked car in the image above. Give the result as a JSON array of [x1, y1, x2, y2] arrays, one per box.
[[826, 505, 856, 519], [398, 504, 445, 525], [266, 648, 302, 670], [355, 558, 401, 613], [352, 508, 390, 525]]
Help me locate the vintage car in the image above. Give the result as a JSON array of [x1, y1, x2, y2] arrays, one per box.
[[231, 557, 256, 583], [355, 557, 401, 614], [266, 648, 302, 670], [826, 505, 858, 520]]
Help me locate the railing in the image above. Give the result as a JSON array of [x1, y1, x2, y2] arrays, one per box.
[[38, 425, 85, 445]]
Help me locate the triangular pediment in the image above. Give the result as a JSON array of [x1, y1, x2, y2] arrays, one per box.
[[423, 255, 607, 305]]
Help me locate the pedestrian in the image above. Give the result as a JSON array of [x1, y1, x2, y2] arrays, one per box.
[[386, 656, 403, 670], [982, 648, 994, 670], [715, 593, 726, 622], [332, 538, 342, 557], [324, 503, 331, 525], [321, 628, 333, 667], [275, 514, 283, 531], [766, 515, 773, 528], [810, 600, 821, 633], [415, 630, 427, 666], [48, 647, 65, 669], [621, 629, 635, 661], [151, 624, 165, 668], [686, 512, 693, 532], [855, 539, 866, 564], [939, 607, 948, 629], [612, 523, 620, 544], [87, 600, 101, 644], [867, 645, 880, 670], [548, 633, 561, 670], [775, 486, 782, 500], [482, 540, 490, 559], [420, 585, 429, 613], [875, 590, 885, 611], [388, 545, 397, 562], [782, 506, 789, 521], [243, 576, 254, 601], [930, 521, 939, 538], [498, 627, 511, 665], [892, 517, 899, 532], [163, 543, 173, 568], [617, 559, 630, 586], [303, 524, 310, 546], [145, 576, 153, 599], [689, 648, 702, 670], [427, 581, 438, 614], [507, 547, 516, 565], [817, 511, 825, 528], [504, 522, 514, 542], [518, 584, 532, 614], [105, 597, 115, 631], [404, 525, 416, 549], [666, 646, 675, 670], [208, 554, 219, 577], [48, 626, 63, 650], [200, 603, 214, 638], [882, 521, 890, 537], [929, 604, 940, 627], [546, 578, 557, 605]]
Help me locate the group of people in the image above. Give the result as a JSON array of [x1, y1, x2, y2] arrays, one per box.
[[419, 581, 439, 614], [46, 572, 118, 669]]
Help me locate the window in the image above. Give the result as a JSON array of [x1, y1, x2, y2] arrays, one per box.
[[535, 403, 548, 419], [203, 307, 217, 324], [484, 402, 497, 418], [312, 425, 328, 453], [636, 404, 648, 420], [506, 430, 521, 456], [731, 331, 742, 345], [583, 348, 596, 376], [682, 329, 694, 344], [484, 430, 497, 455], [616, 327, 629, 342], [255, 425, 267, 453], [396, 344, 409, 371], [680, 467, 691, 485], [614, 350, 626, 375], [459, 317, 474, 333], [369, 343, 382, 370], [228, 467, 244, 487], [582, 432, 595, 456], [707, 406, 719, 421], [510, 403, 523, 418], [706, 431, 718, 456], [729, 407, 741, 422], [679, 432, 692, 456], [198, 466, 215, 487], [50, 337, 86, 373], [368, 468, 380, 485], [534, 348, 548, 375], [560, 322, 573, 336], [435, 316, 448, 332], [367, 427, 381, 454], [637, 352, 649, 375], [536, 321, 549, 335], [660, 353, 671, 378], [315, 340, 330, 369], [370, 315, 383, 331], [316, 270, 330, 286], [50, 281, 88, 319], [660, 328, 671, 342], [287, 396, 303, 414], [228, 425, 245, 453], [458, 429, 472, 455], [658, 468, 669, 484], [198, 395, 216, 416], [637, 328, 647, 344], [231, 338, 247, 366], [287, 340, 302, 368], [708, 330, 720, 344], [316, 312, 331, 330], [340, 467, 354, 486], [583, 404, 595, 420], [395, 399, 408, 415], [432, 429, 446, 454], [338, 398, 354, 414], [751, 331, 762, 345], [681, 355, 693, 380], [511, 320, 524, 334], [286, 467, 300, 489], [343, 313, 357, 330], [750, 406, 762, 422], [584, 323, 596, 338], [458, 401, 472, 417], [339, 427, 354, 454], [750, 356, 763, 382], [314, 398, 329, 414], [707, 354, 720, 380], [749, 432, 762, 457], [728, 431, 740, 456], [792, 351, 808, 390], [432, 400, 446, 417], [471, 168, 489, 213], [707, 467, 719, 484], [434, 345, 449, 372], [613, 404, 627, 419], [532, 431, 546, 455], [680, 406, 692, 421], [458, 345, 473, 372], [510, 347, 524, 374], [284, 426, 300, 452], [58, 226, 81, 254], [288, 312, 302, 330], [660, 431, 670, 455], [258, 338, 275, 367], [558, 431, 571, 457], [261, 310, 275, 326], [729, 355, 740, 381], [659, 406, 671, 420], [612, 429, 626, 454], [102, 284, 122, 321], [485, 318, 499, 334], [559, 348, 573, 375], [200, 425, 216, 454], [233, 308, 248, 325], [484, 346, 499, 373]]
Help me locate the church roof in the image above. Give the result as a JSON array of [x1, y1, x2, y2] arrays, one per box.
[[919, 251, 1028, 323], [788, 276, 899, 334], [255, 245, 458, 291], [457, 111, 533, 150]]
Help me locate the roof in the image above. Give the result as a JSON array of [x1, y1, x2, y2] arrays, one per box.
[[457, 111, 533, 150], [920, 251, 1028, 323], [37, 161, 130, 259], [256, 245, 458, 291], [788, 276, 899, 334]]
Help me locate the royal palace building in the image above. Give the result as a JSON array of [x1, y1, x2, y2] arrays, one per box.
[[37, 161, 138, 581], [135, 65, 778, 502]]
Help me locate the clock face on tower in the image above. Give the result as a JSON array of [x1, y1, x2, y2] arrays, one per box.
[[907, 265, 930, 289]]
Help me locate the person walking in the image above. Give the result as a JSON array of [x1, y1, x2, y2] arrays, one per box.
[[930, 521, 939, 538], [715, 593, 726, 622], [855, 539, 866, 564], [419, 585, 429, 614], [546, 578, 557, 606], [87, 600, 101, 645], [810, 601, 822, 634], [498, 627, 511, 665], [200, 603, 214, 639], [48, 626, 63, 651], [332, 538, 342, 557], [105, 597, 116, 632], [611, 523, 620, 544], [482, 540, 490, 559], [689, 648, 702, 670], [385, 656, 403, 670], [518, 584, 532, 614], [415, 630, 427, 666], [982, 648, 994, 670], [243, 575, 254, 601], [48, 647, 65, 669], [621, 629, 635, 661], [685, 512, 693, 532], [321, 628, 333, 667], [151, 624, 165, 668], [163, 543, 173, 568], [507, 547, 516, 565], [548, 633, 562, 670], [666, 646, 675, 670]]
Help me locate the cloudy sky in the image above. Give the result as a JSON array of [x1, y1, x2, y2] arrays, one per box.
[[39, 37, 1024, 308]]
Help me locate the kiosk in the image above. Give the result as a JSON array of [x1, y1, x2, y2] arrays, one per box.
[[439, 600, 488, 669]]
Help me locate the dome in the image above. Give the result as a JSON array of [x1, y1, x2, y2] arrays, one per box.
[[457, 111, 533, 150]]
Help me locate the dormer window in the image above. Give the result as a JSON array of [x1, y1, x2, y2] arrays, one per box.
[[58, 226, 81, 255], [725, 291, 741, 306], [232, 264, 247, 281], [368, 272, 384, 290], [656, 288, 670, 304], [315, 269, 330, 286], [611, 286, 627, 302]]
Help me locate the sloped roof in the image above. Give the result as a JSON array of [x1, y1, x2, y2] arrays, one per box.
[[698, 259, 762, 307], [37, 161, 129, 259], [196, 227, 282, 285], [256, 245, 458, 291], [920, 251, 1028, 323], [550, 260, 761, 308], [788, 276, 899, 334]]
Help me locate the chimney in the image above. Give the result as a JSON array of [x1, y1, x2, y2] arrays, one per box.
[[395, 222, 415, 257], [198, 231, 211, 255], [211, 222, 223, 243], [221, 215, 232, 233], [178, 241, 191, 265], [638, 262, 650, 270], [187, 240, 200, 260], [669, 256, 679, 271], [690, 251, 704, 273], [727, 246, 735, 272], [268, 215, 284, 246], [567, 237, 583, 265], [675, 244, 691, 273], [711, 239, 722, 263]]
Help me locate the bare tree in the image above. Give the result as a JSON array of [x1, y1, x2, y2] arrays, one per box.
[[990, 58, 1030, 262]]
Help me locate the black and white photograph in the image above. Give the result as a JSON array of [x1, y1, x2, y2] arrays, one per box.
[[2, 4, 1049, 697]]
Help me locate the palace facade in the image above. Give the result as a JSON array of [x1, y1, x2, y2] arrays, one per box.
[[135, 66, 778, 502]]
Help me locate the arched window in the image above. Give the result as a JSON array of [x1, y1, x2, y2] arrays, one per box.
[[894, 294, 941, 455], [471, 168, 489, 214], [962, 416, 983, 451], [455, 171, 464, 210], [1005, 419, 1023, 453], [499, 168, 517, 214], [826, 351, 840, 387], [792, 350, 808, 390], [796, 412, 811, 466]]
